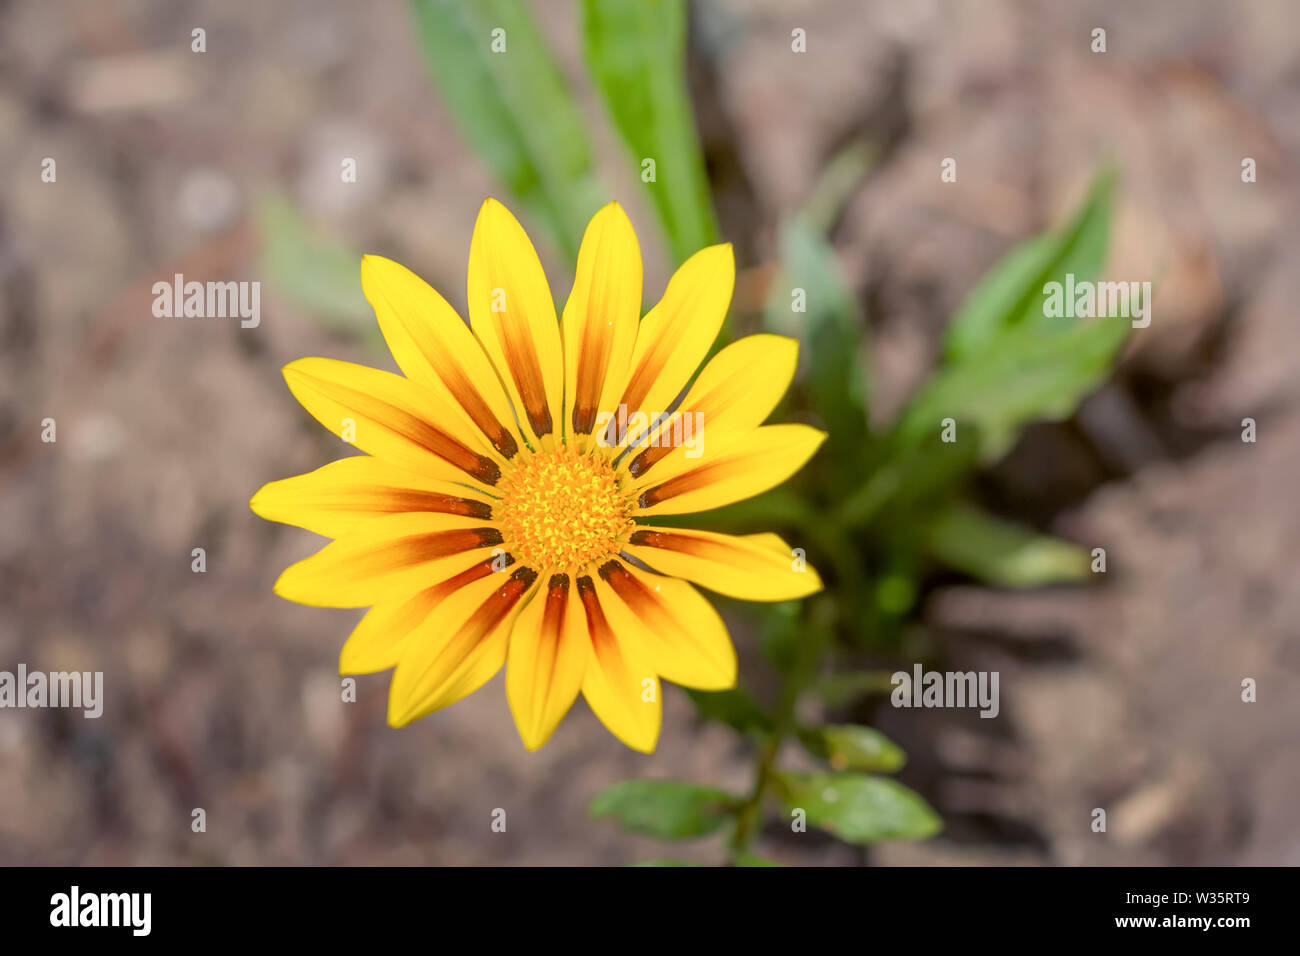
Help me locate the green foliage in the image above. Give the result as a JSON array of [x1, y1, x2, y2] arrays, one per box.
[[684, 687, 772, 735], [765, 217, 870, 483], [901, 171, 1124, 461], [258, 195, 372, 336], [944, 170, 1114, 361], [895, 305, 1130, 461], [824, 170, 1125, 644], [589, 780, 740, 840], [409, 0, 603, 261], [400, 8, 1134, 865], [779, 772, 942, 843], [581, 0, 718, 265], [813, 671, 898, 707], [926, 503, 1090, 588], [797, 724, 907, 773]]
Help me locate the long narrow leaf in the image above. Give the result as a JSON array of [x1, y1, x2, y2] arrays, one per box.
[[410, 0, 603, 261], [897, 310, 1129, 460], [765, 218, 870, 455], [258, 195, 378, 345], [581, 0, 717, 263], [944, 169, 1115, 361], [926, 503, 1090, 587]]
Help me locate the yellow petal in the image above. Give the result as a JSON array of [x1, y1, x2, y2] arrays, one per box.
[[273, 512, 502, 608], [505, 573, 590, 750], [467, 199, 564, 445], [282, 357, 503, 491], [624, 333, 797, 479], [250, 455, 494, 539], [576, 574, 661, 753], [387, 567, 540, 727], [592, 560, 736, 691], [634, 424, 827, 517], [562, 203, 641, 440], [617, 243, 734, 428], [362, 254, 524, 460], [624, 528, 823, 601], [340, 553, 504, 674]]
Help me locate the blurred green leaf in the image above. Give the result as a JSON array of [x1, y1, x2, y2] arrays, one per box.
[[892, 169, 1126, 462], [895, 311, 1130, 460], [886, 169, 1122, 458], [944, 169, 1115, 362], [765, 218, 870, 465], [838, 431, 981, 528], [735, 854, 784, 867], [685, 687, 772, 735], [590, 780, 740, 840], [797, 724, 907, 773], [801, 140, 877, 234], [580, 0, 717, 264], [926, 503, 1090, 587], [813, 671, 898, 706], [410, 0, 602, 261], [756, 600, 805, 673], [643, 487, 815, 533], [874, 572, 918, 616], [258, 195, 373, 338], [779, 772, 941, 844]]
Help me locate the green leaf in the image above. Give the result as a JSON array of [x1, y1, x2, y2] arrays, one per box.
[[258, 195, 372, 337], [895, 310, 1129, 461], [756, 600, 805, 673], [589, 780, 740, 840], [944, 169, 1115, 361], [892, 169, 1127, 462], [797, 724, 907, 773], [410, 0, 603, 261], [765, 218, 870, 457], [801, 140, 877, 235], [580, 0, 717, 264], [643, 487, 815, 533], [735, 854, 784, 867], [926, 503, 1090, 587], [779, 772, 941, 844], [813, 671, 898, 707], [837, 432, 982, 529], [685, 687, 772, 735]]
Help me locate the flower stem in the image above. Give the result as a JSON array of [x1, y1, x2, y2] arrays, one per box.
[[727, 598, 831, 863], [729, 732, 782, 860]]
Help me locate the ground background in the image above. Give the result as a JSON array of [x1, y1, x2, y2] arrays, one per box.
[[0, 0, 1297, 865]]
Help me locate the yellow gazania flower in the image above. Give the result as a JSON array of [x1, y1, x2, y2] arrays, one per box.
[[251, 199, 825, 752]]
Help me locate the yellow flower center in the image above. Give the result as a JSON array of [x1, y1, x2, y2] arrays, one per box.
[[496, 447, 633, 572]]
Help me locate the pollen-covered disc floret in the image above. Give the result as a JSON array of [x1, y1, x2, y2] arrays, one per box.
[[495, 447, 633, 572]]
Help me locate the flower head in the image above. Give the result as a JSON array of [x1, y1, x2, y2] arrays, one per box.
[[251, 199, 824, 751]]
